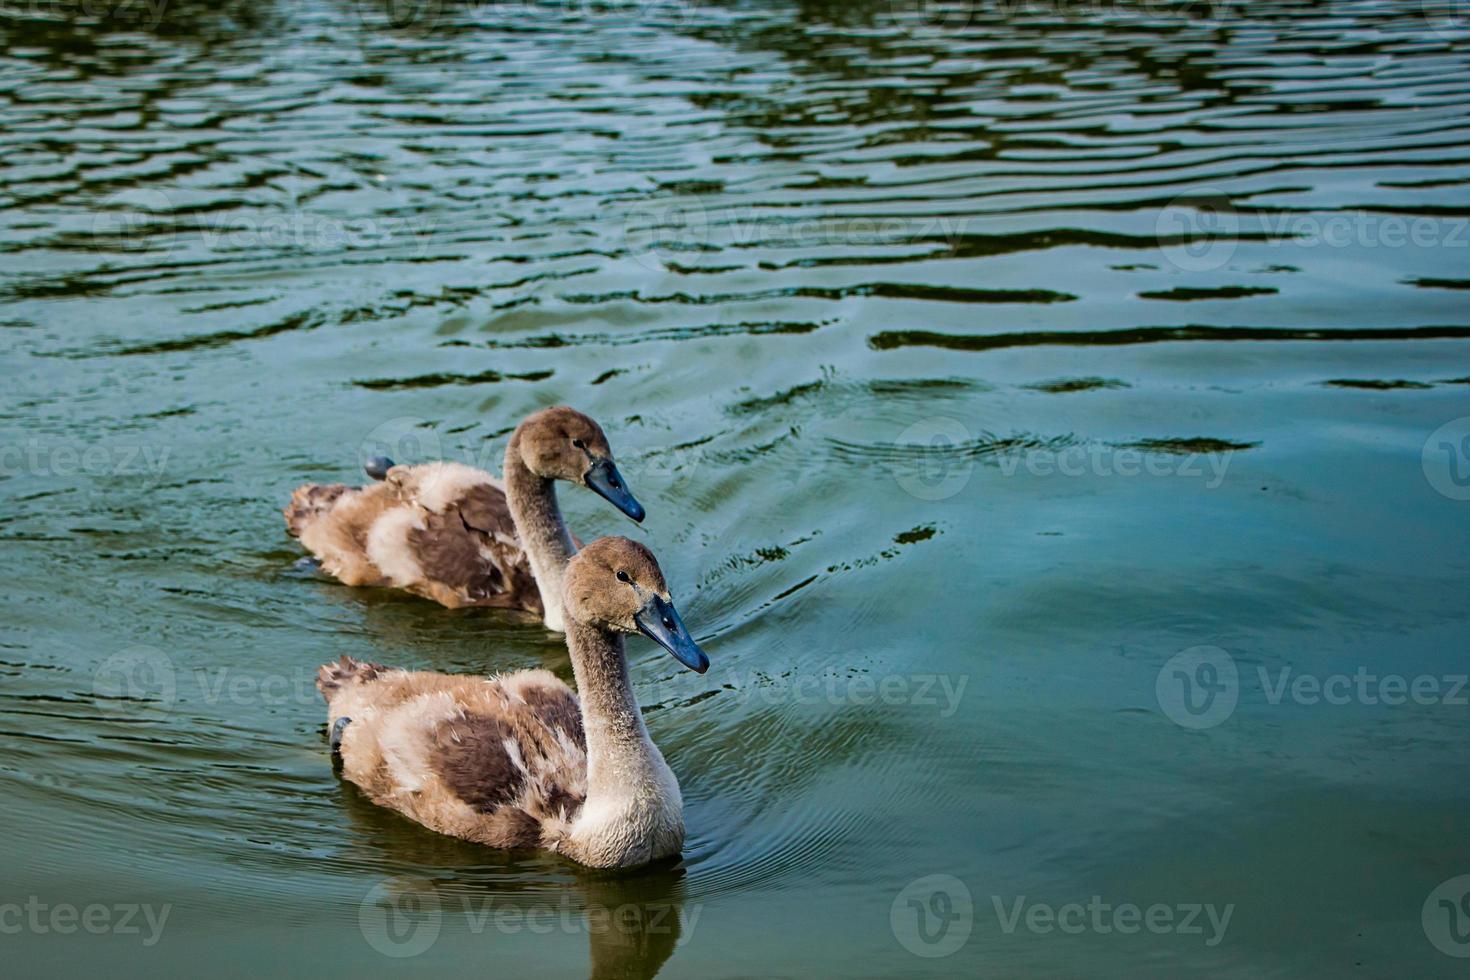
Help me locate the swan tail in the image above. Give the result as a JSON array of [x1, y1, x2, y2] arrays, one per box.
[[316, 655, 385, 703], [284, 482, 350, 538]]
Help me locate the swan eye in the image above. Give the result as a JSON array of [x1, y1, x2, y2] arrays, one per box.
[[572, 438, 586, 449], [616, 570, 631, 584]]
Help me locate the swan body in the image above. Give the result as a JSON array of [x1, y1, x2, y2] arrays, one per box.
[[285, 407, 644, 630], [287, 461, 538, 610], [318, 537, 709, 869]]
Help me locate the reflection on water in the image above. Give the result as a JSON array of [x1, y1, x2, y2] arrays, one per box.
[[341, 776, 690, 979], [2, 0, 1470, 976]]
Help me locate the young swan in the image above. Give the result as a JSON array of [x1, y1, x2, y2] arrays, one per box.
[[284, 406, 644, 630], [317, 537, 710, 870]]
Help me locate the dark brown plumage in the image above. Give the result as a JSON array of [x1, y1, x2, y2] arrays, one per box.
[[316, 538, 701, 869], [283, 407, 627, 626]]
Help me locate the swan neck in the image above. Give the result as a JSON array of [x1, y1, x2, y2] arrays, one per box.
[[505, 440, 575, 630], [563, 620, 684, 868], [565, 621, 658, 793]]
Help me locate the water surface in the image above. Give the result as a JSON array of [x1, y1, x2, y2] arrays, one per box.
[[2, 1, 1470, 976]]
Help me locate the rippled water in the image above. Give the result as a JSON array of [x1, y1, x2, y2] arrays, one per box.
[[3, 1, 1470, 975]]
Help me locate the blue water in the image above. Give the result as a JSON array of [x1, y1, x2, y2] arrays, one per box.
[[2, 1, 1469, 976]]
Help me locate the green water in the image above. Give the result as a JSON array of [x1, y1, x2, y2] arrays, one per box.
[[3, 1, 1470, 976]]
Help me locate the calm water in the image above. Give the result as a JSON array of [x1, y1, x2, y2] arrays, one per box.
[[3, 1, 1470, 976]]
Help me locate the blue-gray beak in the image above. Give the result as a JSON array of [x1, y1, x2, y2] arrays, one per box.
[[585, 457, 645, 523], [634, 595, 709, 674]]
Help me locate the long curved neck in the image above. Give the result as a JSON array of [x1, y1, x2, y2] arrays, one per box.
[[504, 440, 576, 631], [565, 621, 665, 800], [562, 619, 684, 868]]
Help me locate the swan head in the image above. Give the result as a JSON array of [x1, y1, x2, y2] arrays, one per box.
[[510, 406, 645, 522], [564, 537, 710, 674]]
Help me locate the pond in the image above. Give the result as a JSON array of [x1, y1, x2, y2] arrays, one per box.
[[2, 1, 1469, 975]]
